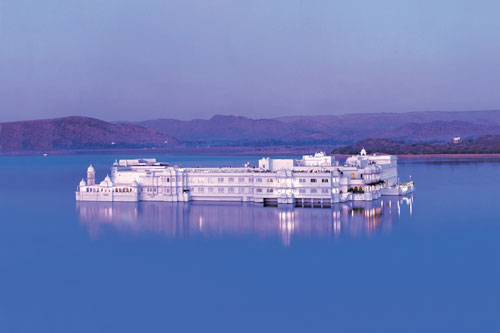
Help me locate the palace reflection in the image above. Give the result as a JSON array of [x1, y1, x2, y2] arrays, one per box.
[[77, 195, 413, 246]]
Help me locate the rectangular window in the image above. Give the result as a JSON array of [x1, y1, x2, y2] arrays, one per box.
[[322, 189, 329, 193], [238, 187, 245, 193], [228, 178, 234, 183], [248, 178, 253, 183], [322, 179, 329, 183], [299, 189, 306, 194], [299, 178, 306, 183], [256, 189, 262, 193], [218, 177, 224, 183], [267, 189, 273, 193], [267, 179, 273, 183], [208, 187, 214, 193], [238, 177, 244, 183], [310, 189, 317, 193], [198, 187, 204, 193], [228, 187, 234, 193], [310, 179, 317, 183], [256, 178, 263, 183], [218, 187, 224, 193]]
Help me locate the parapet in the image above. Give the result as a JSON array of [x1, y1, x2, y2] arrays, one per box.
[[118, 159, 158, 167]]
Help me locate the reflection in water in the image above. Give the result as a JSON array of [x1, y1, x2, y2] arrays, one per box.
[[77, 196, 413, 246]]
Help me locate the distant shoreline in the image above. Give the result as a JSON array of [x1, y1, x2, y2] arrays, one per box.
[[2, 147, 500, 159]]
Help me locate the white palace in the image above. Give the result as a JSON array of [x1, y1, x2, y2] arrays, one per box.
[[75, 150, 414, 206]]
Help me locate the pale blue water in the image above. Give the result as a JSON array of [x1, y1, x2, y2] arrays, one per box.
[[0, 154, 499, 332]]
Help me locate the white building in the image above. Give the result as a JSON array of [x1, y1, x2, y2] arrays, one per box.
[[75, 151, 414, 205]]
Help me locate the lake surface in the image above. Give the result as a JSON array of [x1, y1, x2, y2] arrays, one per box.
[[0, 153, 499, 332]]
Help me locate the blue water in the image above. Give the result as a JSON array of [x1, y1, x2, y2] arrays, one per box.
[[0, 154, 499, 332]]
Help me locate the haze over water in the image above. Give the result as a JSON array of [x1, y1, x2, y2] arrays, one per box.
[[0, 154, 499, 332]]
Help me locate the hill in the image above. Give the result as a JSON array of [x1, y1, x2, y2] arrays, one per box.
[[331, 136, 500, 155], [135, 110, 500, 144], [0, 116, 178, 152]]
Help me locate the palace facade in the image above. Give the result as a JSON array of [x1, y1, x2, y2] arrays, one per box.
[[75, 150, 413, 206]]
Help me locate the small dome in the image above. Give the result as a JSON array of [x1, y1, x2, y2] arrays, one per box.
[[79, 179, 86, 186], [99, 174, 113, 187], [360, 148, 367, 156], [87, 164, 95, 172]]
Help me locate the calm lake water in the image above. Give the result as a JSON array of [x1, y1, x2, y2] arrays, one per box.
[[0, 153, 499, 332]]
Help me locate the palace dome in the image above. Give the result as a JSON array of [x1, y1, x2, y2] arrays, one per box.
[[99, 174, 113, 187]]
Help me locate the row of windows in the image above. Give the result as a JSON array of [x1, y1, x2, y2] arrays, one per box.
[[193, 177, 254, 184], [86, 188, 133, 193], [190, 187, 334, 195], [140, 187, 175, 194], [297, 188, 330, 194], [154, 176, 341, 185], [298, 178, 330, 183], [350, 173, 377, 180], [160, 176, 182, 183], [195, 187, 253, 194], [85, 186, 334, 195], [191, 177, 335, 184]]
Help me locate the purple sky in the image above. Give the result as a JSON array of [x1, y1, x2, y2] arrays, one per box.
[[1, 0, 500, 122]]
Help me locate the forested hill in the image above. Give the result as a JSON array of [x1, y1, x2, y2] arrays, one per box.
[[331, 136, 500, 155]]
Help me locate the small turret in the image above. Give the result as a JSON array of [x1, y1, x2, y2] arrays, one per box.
[[87, 164, 95, 185], [79, 179, 86, 187], [360, 148, 367, 156]]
